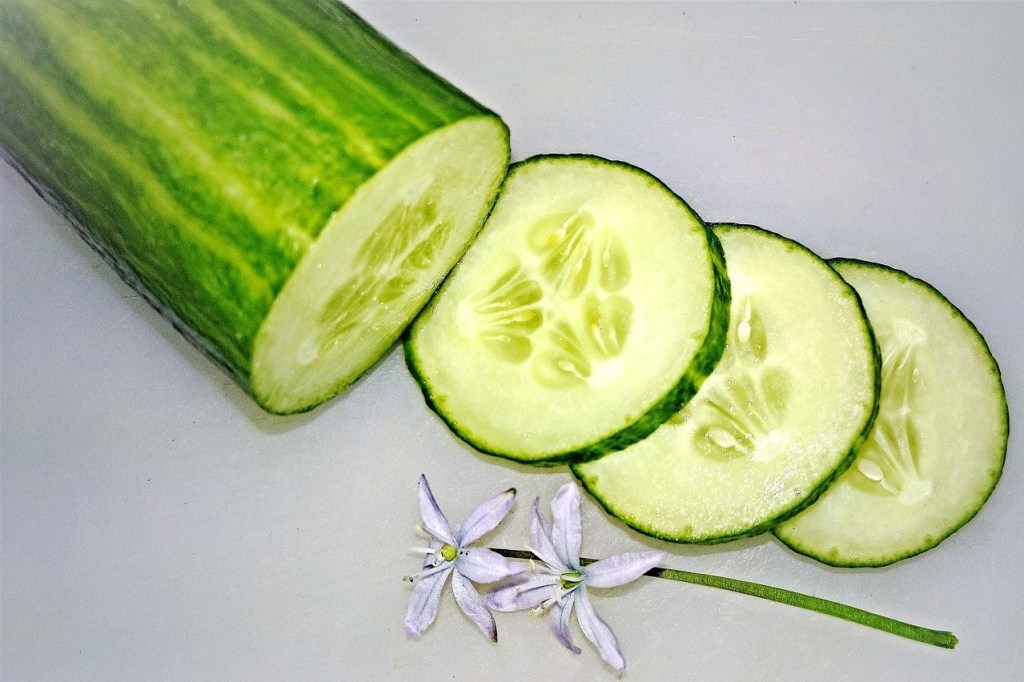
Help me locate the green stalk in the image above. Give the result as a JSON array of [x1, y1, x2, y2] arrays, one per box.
[[492, 548, 958, 649]]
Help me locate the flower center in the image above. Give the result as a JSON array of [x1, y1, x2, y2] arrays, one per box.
[[559, 571, 584, 590], [439, 543, 458, 562]]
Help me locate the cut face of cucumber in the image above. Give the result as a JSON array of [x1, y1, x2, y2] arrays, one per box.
[[252, 118, 507, 413], [774, 260, 1008, 566], [405, 155, 730, 464], [572, 225, 879, 543]]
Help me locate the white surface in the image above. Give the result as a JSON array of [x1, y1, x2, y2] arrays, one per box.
[[2, 2, 1022, 680]]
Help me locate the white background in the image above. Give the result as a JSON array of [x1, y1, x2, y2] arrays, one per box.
[[2, 2, 1022, 680]]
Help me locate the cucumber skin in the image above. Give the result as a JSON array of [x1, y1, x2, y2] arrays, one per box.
[[773, 258, 1009, 567], [573, 225, 883, 544], [404, 154, 732, 466], [0, 0, 505, 412]]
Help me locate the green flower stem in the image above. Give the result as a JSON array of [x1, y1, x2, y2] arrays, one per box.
[[492, 548, 957, 649]]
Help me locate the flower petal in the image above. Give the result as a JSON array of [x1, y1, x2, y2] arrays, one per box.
[[456, 547, 526, 584], [551, 483, 582, 570], [574, 585, 626, 670], [408, 560, 453, 583], [417, 475, 456, 545], [486, 573, 560, 612], [548, 589, 581, 654], [458, 487, 516, 546], [583, 550, 666, 588], [451, 570, 497, 642], [529, 497, 563, 570], [404, 565, 452, 636]]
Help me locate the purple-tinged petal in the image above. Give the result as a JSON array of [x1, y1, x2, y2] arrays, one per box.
[[486, 573, 560, 612], [451, 570, 497, 642], [417, 475, 455, 545], [551, 483, 582, 570], [408, 560, 452, 583], [583, 551, 666, 589], [456, 547, 526, 584], [574, 585, 625, 670], [529, 497, 563, 570], [548, 590, 581, 654], [458, 487, 516, 545], [404, 565, 452, 636]]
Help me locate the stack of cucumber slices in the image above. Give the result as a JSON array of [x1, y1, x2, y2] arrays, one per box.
[[406, 155, 1008, 567]]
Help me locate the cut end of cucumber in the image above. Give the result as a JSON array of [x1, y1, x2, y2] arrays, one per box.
[[407, 155, 728, 463], [252, 117, 508, 414]]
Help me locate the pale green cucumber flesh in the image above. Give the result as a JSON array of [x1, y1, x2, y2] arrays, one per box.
[[573, 225, 879, 543], [254, 119, 508, 412], [773, 259, 1008, 567], [0, 0, 509, 413], [406, 155, 730, 464]]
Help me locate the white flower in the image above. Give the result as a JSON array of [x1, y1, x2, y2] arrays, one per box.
[[404, 475, 525, 641], [486, 482, 665, 670]]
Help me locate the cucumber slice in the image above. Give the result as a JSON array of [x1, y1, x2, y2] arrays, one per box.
[[405, 155, 730, 464], [774, 260, 1008, 566], [0, 0, 509, 414], [572, 225, 879, 543]]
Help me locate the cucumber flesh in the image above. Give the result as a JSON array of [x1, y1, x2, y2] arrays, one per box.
[[253, 118, 507, 413], [406, 155, 730, 464], [774, 260, 1008, 566], [572, 225, 879, 543]]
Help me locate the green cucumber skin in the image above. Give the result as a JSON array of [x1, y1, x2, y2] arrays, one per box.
[[573, 224, 882, 544], [404, 154, 732, 466], [0, 0, 504, 409], [774, 258, 1009, 568]]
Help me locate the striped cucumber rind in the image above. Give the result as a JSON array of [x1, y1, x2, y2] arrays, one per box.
[[0, 0, 509, 413], [405, 155, 730, 465], [774, 259, 1008, 567], [572, 225, 880, 543]]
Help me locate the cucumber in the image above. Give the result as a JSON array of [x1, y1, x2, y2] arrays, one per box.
[[405, 155, 730, 464], [572, 225, 879, 543], [0, 0, 509, 413], [774, 260, 1008, 566]]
